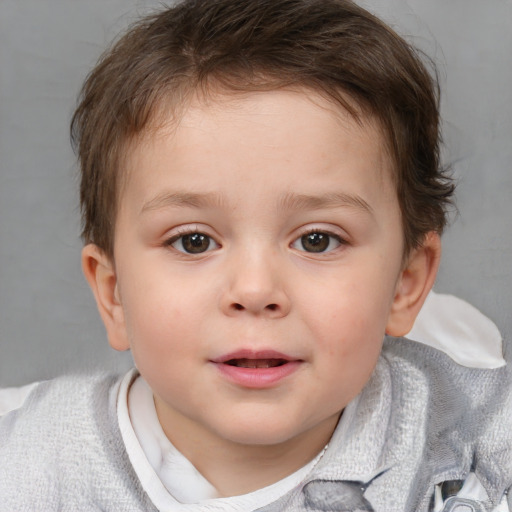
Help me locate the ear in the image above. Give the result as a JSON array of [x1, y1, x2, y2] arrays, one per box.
[[81, 244, 130, 351], [386, 232, 441, 337]]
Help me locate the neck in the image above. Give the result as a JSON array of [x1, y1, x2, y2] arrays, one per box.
[[154, 397, 340, 497]]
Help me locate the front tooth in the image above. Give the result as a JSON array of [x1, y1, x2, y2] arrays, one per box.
[[232, 359, 283, 368]]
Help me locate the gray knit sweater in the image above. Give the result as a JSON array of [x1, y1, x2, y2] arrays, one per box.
[[1, 337, 511, 511]]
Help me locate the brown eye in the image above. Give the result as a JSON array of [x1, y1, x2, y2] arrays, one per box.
[[301, 232, 329, 252], [292, 231, 343, 253], [182, 233, 210, 253], [171, 232, 217, 254]]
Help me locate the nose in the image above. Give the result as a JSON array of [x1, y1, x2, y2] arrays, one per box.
[[220, 250, 291, 318]]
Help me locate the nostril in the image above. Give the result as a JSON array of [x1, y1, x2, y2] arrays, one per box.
[[228, 302, 283, 314]]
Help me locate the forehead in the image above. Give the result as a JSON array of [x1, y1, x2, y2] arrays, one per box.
[[120, 88, 395, 213]]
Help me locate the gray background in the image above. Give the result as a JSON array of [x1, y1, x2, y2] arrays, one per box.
[[0, 1, 511, 387]]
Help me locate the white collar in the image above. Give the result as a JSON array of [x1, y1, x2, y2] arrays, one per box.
[[117, 370, 328, 511]]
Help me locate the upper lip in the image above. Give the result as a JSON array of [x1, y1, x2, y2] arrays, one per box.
[[211, 349, 299, 364]]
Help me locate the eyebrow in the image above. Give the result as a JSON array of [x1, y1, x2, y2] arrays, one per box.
[[140, 192, 226, 213], [278, 192, 374, 216], [140, 190, 373, 216]]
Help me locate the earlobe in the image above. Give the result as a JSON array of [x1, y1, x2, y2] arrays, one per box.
[[385, 232, 441, 337], [81, 244, 130, 351]]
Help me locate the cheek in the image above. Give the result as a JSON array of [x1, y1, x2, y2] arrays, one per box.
[[297, 265, 393, 385], [301, 272, 395, 346], [120, 279, 200, 361], [318, 316, 384, 406], [316, 306, 384, 369], [115, 253, 225, 374]]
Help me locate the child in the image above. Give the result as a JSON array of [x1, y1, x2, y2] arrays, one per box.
[[1, 0, 511, 510]]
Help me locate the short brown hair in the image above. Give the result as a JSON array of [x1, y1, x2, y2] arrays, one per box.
[[71, 0, 454, 259]]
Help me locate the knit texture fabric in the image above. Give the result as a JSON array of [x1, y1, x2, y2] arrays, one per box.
[[0, 373, 157, 511]]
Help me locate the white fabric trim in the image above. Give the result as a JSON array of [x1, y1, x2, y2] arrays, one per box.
[[117, 370, 177, 509], [407, 291, 505, 369], [128, 374, 218, 503], [458, 472, 490, 501], [0, 381, 39, 417], [433, 472, 509, 511]]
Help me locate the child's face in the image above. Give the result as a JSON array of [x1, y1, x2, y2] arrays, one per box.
[[101, 89, 411, 449]]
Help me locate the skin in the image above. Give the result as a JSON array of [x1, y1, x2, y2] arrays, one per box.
[[83, 88, 440, 497]]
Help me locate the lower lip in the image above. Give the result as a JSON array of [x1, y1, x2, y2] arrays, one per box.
[[212, 361, 302, 389]]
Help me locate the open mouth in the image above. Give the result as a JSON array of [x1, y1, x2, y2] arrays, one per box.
[[224, 358, 288, 369], [213, 351, 301, 387]]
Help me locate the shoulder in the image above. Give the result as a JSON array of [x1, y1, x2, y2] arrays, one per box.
[[381, 336, 508, 407], [381, 337, 512, 508], [380, 336, 510, 452], [384, 291, 509, 449], [0, 372, 121, 440], [0, 371, 123, 454], [0, 372, 144, 511], [383, 291, 508, 412]]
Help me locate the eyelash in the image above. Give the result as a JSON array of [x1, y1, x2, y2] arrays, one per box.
[[164, 227, 220, 255], [291, 229, 348, 254]]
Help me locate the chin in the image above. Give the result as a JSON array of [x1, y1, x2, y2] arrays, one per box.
[[215, 418, 305, 447]]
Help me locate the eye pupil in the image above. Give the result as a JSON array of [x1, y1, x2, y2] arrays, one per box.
[[301, 232, 329, 253], [182, 233, 210, 253]]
